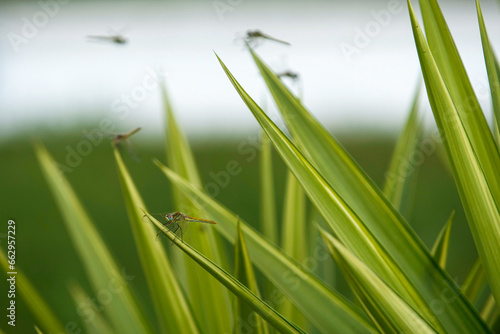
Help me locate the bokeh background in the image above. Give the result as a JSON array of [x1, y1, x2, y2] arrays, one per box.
[[1, 0, 500, 332]]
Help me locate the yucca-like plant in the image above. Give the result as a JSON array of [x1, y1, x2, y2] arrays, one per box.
[[2, 0, 499, 333]]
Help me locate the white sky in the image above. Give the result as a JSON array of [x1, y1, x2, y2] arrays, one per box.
[[1, 0, 499, 139]]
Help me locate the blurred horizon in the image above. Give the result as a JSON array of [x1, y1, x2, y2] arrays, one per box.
[[1, 0, 500, 141]]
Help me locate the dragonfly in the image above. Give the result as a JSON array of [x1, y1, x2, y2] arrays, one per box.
[[153, 212, 217, 242], [276, 70, 300, 81], [108, 127, 141, 160], [87, 34, 127, 45], [244, 30, 291, 47]]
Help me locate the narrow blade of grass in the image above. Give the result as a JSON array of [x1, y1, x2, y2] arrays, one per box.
[[410, 0, 500, 311], [419, 0, 500, 192], [383, 83, 423, 215], [154, 161, 377, 334], [247, 47, 482, 332], [0, 249, 65, 334], [162, 83, 232, 333], [431, 211, 454, 269], [35, 143, 153, 334], [142, 209, 306, 334], [68, 282, 115, 334], [476, 0, 500, 146], [462, 259, 487, 306], [280, 172, 309, 329], [114, 148, 200, 334], [234, 221, 270, 334], [320, 230, 437, 334], [481, 295, 499, 327], [217, 53, 445, 332], [260, 131, 279, 245]]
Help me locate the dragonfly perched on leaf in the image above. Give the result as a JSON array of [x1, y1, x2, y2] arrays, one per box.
[[147, 212, 217, 242], [243, 30, 291, 47], [108, 127, 141, 161]]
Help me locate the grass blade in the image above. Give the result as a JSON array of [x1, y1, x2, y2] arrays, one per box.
[[431, 211, 454, 269], [35, 143, 153, 334], [280, 172, 309, 328], [260, 132, 279, 245], [462, 259, 487, 306], [0, 249, 65, 334], [383, 84, 423, 215], [476, 0, 500, 145], [218, 52, 446, 332], [114, 148, 200, 334], [320, 230, 437, 334], [234, 221, 270, 334], [142, 209, 307, 334], [154, 161, 376, 334], [247, 47, 483, 332], [68, 282, 115, 334], [410, 0, 500, 311], [419, 0, 500, 193], [162, 83, 232, 333]]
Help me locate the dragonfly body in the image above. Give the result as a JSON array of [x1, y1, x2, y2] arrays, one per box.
[[245, 30, 290, 46], [162, 212, 216, 241], [87, 35, 127, 45]]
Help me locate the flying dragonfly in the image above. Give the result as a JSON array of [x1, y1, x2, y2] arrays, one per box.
[[244, 30, 290, 47], [276, 70, 300, 81], [108, 127, 141, 160], [87, 34, 127, 45], [148, 212, 217, 242]]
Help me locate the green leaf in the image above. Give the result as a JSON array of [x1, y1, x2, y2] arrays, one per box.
[[154, 161, 376, 334], [114, 148, 200, 334], [162, 83, 232, 333], [410, 0, 500, 310], [142, 209, 306, 334], [68, 282, 115, 334], [481, 295, 499, 327], [431, 211, 454, 269], [234, 221, 270, 334], [280, 172, 309, 328], [320, 230, 437, 334], [462, 259, 487, 306], [0, 249, 65, 334], [420, 0, 500, 180], [260, 131, 279, 245], [247, 47, 483, 332], [34, 143, 153, 334], [476, 0, 500, 147], [383, 84, 422, 215], [219, 52, 445, 331]]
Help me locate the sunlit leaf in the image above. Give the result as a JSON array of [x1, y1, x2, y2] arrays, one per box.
[[431, 211, 454, 269]]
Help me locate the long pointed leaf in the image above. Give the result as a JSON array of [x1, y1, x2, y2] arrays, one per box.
[[260, 132, 279, 245], [154, 161, 376, 334], [321, 230, 437, 334], [218, 53, 445, 331], [142, 209, 306, 334], [35, 143, 153, 334], [114, 148, 200, 334], [234, 221, 270, 334], [410, 0, 500, 310], [162, 83, 232, 333], [247, 47, 484, 332], [431, 211, 454, 269]]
